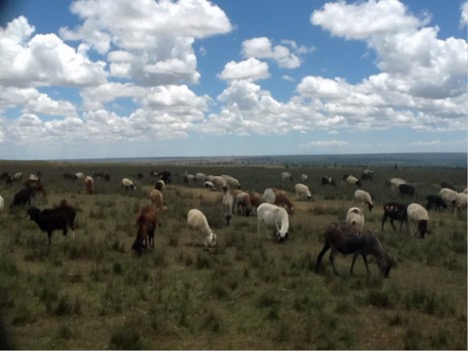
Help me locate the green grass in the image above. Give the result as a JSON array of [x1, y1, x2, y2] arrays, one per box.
[[0, 160, 466, 349]]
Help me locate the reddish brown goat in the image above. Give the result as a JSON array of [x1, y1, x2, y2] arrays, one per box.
[[272, 189, 295, 215], [132, 205, 158, 255]]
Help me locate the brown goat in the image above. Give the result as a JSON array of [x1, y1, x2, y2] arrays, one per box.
[[272, 189, 295, 215], [84, 176, 94, 194], [132, 205, 158, 255], [249, 191, 262, 215], [234, 191, 252, 216], [149, 189, 167, 212]]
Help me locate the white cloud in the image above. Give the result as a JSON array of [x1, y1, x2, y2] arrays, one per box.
[[218, 58, 270, 81], [461, 1, 468, 27], [0, 16, 107, 88], [299, 140, 350, 149], [242, 37, 303, 68]]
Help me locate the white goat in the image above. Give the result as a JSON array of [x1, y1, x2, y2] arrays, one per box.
[[295, 183, 312, 200], [281, 172, 293, 181], [344, 175, 361, 187], [407, 203, 429, 238], [256, 203, 289, 242], [455, 192, 467, 213], [221, 175, 241, 189], [345, 207, 365, 230], [222, 188, 234, 225], [262, 188, 276, 204], [353, 189, 374, 211], [187, 209, 217, 247]]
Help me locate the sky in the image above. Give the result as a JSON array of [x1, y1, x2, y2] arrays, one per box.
[[0, 0, 467, 160]]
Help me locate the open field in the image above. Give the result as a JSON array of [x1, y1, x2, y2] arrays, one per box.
[[0, 160, 466, 349]]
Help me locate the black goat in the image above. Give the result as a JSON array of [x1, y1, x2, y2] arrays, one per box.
[[10, 188, 35, 209], [398, 183, 415, 197], [321, 176, 336, 188], [315, 222, 395, 277], [381, 202, 408, 231], [426, 194, 448, 211], [27, 200, 76, 244]]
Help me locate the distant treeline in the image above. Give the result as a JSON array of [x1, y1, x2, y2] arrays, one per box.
[[58, 152, 467, 168]]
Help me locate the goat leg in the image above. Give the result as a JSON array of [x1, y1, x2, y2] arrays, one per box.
[[315, 243, 330, 273]]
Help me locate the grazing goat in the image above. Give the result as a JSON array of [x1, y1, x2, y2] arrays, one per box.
[[10, 187, 35, 209], [256, 203, 289, 242], [187, 209, 217, 247], [406, 203, 429, 238], [249, 191, 262, 215], [149, 189, 166, 212], [353, 190, 373, 211], [221, 175, 241, 189], [132, 205, 158, 255], [398, 184, 416, 197], [222, 187, 234, 225], [272, 189, 295, 215], [234, 191, 252, 216], [281, 172, 293, 181], [25, 179, 46, 196], [121, 178, 136, 191], [203, 181, 216, 191], [262, 188, 276, 204], [63, 173, 78, 181], [425, 195, 447, 211], [455, 192, 467, 213], [295, 183, 312, 200], [381, 202, 408, 231], [315, 222, 395, 277], [345, 207, 365, 230], [155, 180, 165, 191], [321, 176, 336, 188], [84, 176, 94, 194], [439, 188, 457, 209], [343, 175, 361, 187], [388, 178, 406, 191], [27, 200, 76, 245]]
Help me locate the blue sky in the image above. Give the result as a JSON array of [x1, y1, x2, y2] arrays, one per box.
[[0, 0, 466, 160]]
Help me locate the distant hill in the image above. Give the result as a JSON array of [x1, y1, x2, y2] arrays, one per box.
[[66, 152, 467, 168]]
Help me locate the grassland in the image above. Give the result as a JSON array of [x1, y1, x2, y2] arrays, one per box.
[[0, 160, 466, 349]]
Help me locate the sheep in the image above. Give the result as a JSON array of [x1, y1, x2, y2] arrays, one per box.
[[345, 207, 365, 230], [398, 183, 416, 197], [262, 188, 276, 204], [439, 188, 458, 209], [195, 173, 207, 182], [381, 202, 408, 231], [132, 205, 158, 255], [212, 176, 227, 190], [27, 200, 76, 245], [203, 181, 216, 191], [256, 203, 289, 242], [183, 172, 196, 183], [454, 192, 467, 213], [406, 203, 429, 238], [84, 176, 94, 194], [353, 189, 374, 211], [187, 209, 217, 247], [272, 189, 295, 215], [221, 175, 241, 189], [315, 221, 395, 277], [343, 175, 361, 187], [222, 187, 234, 225], [295, 183, 312, 200], [121, 178, 136, 191], [149, 189, 167, 212], [388, 178, 406, 191], [425, 195, 447, 211], [321, 176, 337, 188], [281, 172, 293, 181], [13, 172, 22, 181], [300, 174, 308, 181], [234, 191, 252, 216], [10, 187, 35, 209], [75, 172, 85, 180]]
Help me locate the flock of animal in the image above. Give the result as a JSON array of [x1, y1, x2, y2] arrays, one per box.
[[0, 168, 466, 278]]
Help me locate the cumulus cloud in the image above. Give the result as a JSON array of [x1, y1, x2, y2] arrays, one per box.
[[218, 58, 270, 81], [0, 16, 107, 88], [241, 37, 305, 68], [311, 0, 467, 99], [60, 0, 232, 86], [461, 1, 468, 26]]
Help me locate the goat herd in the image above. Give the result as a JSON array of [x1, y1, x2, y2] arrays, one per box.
[[1, 168, 467, 279]]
